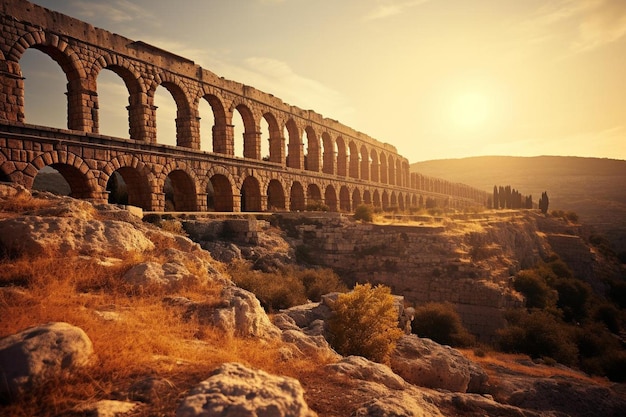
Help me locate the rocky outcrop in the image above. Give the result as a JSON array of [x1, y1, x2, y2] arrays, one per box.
[[0, 214, 155, 256], [390, 335, 489, 393], [0, 322, 94, 400], [210, 286, 281, 339], [176, 362, 317, 417], [70, 400, 139, 417], [327, 356, 406, 390]]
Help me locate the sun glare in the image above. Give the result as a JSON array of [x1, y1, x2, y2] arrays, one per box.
[[451, 92, 490, 129]]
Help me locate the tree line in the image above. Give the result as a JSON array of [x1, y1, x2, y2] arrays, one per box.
[[490, 185, 549, 213]]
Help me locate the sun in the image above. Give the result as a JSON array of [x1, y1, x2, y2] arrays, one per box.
[[450, 92, 491, 129]]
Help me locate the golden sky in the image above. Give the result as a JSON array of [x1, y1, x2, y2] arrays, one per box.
[[22, 0, 626, 162]]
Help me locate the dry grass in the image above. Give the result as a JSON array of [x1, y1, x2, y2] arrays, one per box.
[[0, 193, 58, 217], [459, 348, 609, 387], [0, 242, 333, 416]]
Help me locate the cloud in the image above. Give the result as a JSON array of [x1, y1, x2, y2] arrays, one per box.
[[573, 0, 626, 52], [530, 0, 626, 53], [223, 56, 357, 124], [68, 0, 153, 24], [363, 0, 431, 22]]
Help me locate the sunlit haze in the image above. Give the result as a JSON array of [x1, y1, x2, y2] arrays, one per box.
[[23, 0, 626, 163]]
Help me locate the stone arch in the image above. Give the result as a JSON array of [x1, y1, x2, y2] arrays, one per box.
[[102, 155, 154, 210], [411, 194, 418, 208], [267, 179, 286, 211], [207, 166, 236, 212], [373, 189, 381, 208], [232, 102, 259, 159], [325, 185, 338, 212], [398, 192, 405, 211], [336, 136, 347, 177], [290, 181, 305, 211], [388, 155, 396, 186], [286, 118, 302, 169], [306, 183, 323, 206], [240, 175, 262, 212], [339, 185, 351, 212], [380, 152, 388, 184], [382, 190, 390, 211], [152, 72, 194, 148], [201, 92, 228, 154], [351, 188, 362, 209], [360, 145, 370, 181], [321, 132, 334, 175], [370, 149, 380, 183], [390, 191, 398, 209], [91, 54, 146, 140], [304, 126, 321, 172], [162, 164, 199, 211], [30, 151, 96, 199], [263, 111, 284, 164], [363, 189, 372, 205], [348, 140, 359, 179], [12, 30, 89, 129]]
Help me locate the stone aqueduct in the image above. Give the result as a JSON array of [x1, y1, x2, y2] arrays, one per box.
[[0, 0, 488, 213]]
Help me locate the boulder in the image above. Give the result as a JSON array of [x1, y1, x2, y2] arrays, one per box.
[[281, 301, 332, 328], [210, 286, 281, 339], [71, 399, 138, 417], [123, 261, 196, 289], [351, 390, 444, 417], [0, 322, 94, 400], [390, 335, 487, 393], [176, 362, 317, 417], [0, 216, 154, 256], [327, 356, 406, 390]]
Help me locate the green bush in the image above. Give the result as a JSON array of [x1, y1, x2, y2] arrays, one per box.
[[513, 270, 556, 309], [327, 283, 404, 363], [296, 268, 347, 302], [228, 261, 307, 311], [305, 201, 329, 211], [354, 204, 374, 222], [552, 277, 591, 322], [497, 309, 578, 366], [411, 302, 475, 347], [228, 262, 347, 311]]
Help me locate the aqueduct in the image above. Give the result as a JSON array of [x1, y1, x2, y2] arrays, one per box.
[[0, 0, 488, 212]]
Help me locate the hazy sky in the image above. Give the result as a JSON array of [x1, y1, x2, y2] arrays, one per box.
[[21, 0, 626, 163]]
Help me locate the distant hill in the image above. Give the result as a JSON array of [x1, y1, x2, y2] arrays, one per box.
[[411, 156, 626, 254]]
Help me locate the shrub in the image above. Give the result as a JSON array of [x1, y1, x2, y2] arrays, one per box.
[[305, 201, 329, 211], [228, 261, 307, 311], [513, 270, 556, 309], [411, 302, 475, 347], [327, 283, 404, 363], [353, 204, 374, 222], [552, 277, 591, 322], [497, 309, 578, 366], [296, 268, 347, 302]]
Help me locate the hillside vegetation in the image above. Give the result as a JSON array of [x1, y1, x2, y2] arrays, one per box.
[[411, 156, 626, 254]]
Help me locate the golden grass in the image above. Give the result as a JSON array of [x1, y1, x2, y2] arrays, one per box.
[[0, 193, 58, 217], [0, 238, 335, 416], [459, 348, 609, 387]]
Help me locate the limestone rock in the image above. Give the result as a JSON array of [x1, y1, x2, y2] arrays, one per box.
[[351, 390, 444, 417], [123, 261, 195, 289], [210, 286, 281, 339], [0, 322, 94, 399], [390, 335, 487, 393], [0, 182, 29, 198], [328, 356, 406, 390], [0, 216, 154, 256], [176, 362, 317, 417], [71, 399, 138, 417]]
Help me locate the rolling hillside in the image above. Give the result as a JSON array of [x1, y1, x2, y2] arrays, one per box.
[[411, 156, 626, 254]]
